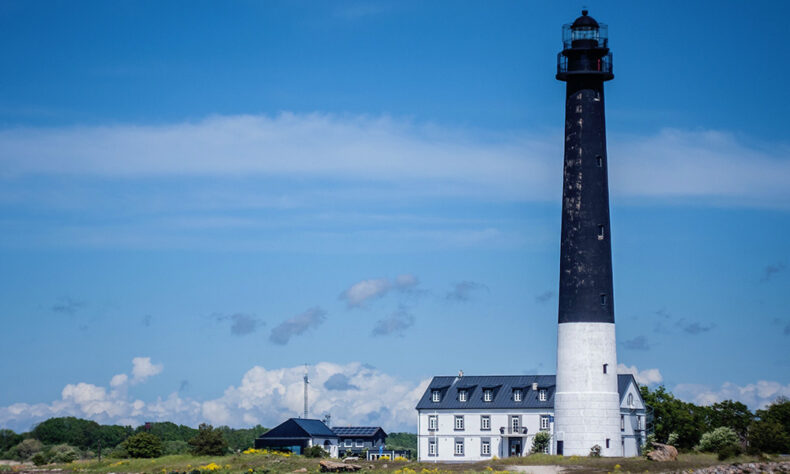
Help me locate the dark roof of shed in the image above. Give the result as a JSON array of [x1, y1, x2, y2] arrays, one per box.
[[617, 373, 639, 403], [416, 374, 636, 410], [332, 426, 387, 438], [258, 418, 338, 440]]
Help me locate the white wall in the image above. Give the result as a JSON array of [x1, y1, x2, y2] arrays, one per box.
[[417, 409, 554, 462]]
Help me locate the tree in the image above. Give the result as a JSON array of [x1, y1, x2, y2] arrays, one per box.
[[188, 424, 228, 456], [747, 419, 790, 454], [7, 439, 43, 461], [531, 431, 551, 454], [703, 400, 753, 441], [123, 432, 163, 458], [640, 385, 707, 449], [32, 417, 100, 449], [0, 429, 23, 454]]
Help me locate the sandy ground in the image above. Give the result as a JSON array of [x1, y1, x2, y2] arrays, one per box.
[[506, 466, 576, 474]]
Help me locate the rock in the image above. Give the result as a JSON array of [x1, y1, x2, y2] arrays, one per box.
[[319, 460, 362, 472], [646, 442, 678, 462], [343, 457, 359, 462], [292, 468, 308, 472]]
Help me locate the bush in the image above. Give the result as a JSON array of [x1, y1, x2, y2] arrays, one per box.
[[717, 443, 742, 460], [123, 432, 163, 458], [747, 420, 790, 454], [697, 426, 739, 453], [589, 444, 602, 457], [163, 440, 190, 455], [8, 439, 43, 460], [188, 424, 228, 456], [50, 444, 79, 463], [666, 432, 679, 446], [31, 452, 50, 466], [303, 445, 328, 458], [531, 432, 551, 454]]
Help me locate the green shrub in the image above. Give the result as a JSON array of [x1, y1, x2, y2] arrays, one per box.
[[188, 424, 228, 456], [697, 426, 738, 453], [163, 440, 190, 455], [531, 432, 551, 454], [717, 443, 742, 460], [31, 452, 50, 466], [747, 419, 790, 454], [50, 444, 79, 463], [122, 432, 163, 458], [303, 445, 328, 458], [107, 444, 129, 458], [8, 439, 43, 460], [666, 432, 679, 446]]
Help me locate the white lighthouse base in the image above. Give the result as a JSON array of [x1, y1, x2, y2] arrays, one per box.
[[554, 322, 622, 457]]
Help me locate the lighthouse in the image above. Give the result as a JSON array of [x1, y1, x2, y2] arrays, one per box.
[[554, 10, 621, 457]]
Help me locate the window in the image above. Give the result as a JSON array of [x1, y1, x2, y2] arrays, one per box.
[[513, 389, 522, 402], [627, 393, 634, 407], [355, 439, 364, 447], [598, 225, 605, 240], [510, 415, 521, 433], [481, 415, 491, 431], [428, 439, 437, 456], [345, 439, 352, 447], [620, 415, 624, 431], [606, 438, 610, 449], [600, 293, 608, 306], [539, 389, 547, 401], [454, 415, 464, 431], [637, 416, 642, 430], [540, 416, 550, 430], [481, 439, 491, 456], [428, 415, 438, 431], [459, 389, 467, 402], [454, 439, 464, 456], [603, 363, 608, 374], [596, 155, 603, 167], [431, 390, 440, 402], [483, 389, 493, 402]]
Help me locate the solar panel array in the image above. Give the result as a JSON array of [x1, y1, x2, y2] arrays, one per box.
[[332, 427, 380, 437]]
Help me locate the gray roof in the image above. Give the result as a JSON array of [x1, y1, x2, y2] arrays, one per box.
[[617, 373, 639, 403], [416, 374, 636, 410], [292, 418, 338, 437], [332, 426, 386, 438]]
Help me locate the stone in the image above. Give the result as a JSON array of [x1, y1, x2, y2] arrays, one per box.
[[646, 442, 678, 462]]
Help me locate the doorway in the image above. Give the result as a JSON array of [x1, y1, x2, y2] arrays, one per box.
[[557, 441, 564, 456], [508, 438, 522, 457]]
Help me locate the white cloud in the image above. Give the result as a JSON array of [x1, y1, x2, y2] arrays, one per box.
[[617, 363, 664, 386], [0, 362, 428, 432], [674, 380, 790, 409], [110, 373, 128, 387], [340, 274, 418, 308], [2, 114, 788, 206], [131, 357, 163, 383]]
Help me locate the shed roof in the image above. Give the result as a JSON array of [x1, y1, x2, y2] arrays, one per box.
[[332, 426, 387, 438]]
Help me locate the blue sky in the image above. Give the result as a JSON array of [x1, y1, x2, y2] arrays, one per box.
[[1, 0, 789, 432]]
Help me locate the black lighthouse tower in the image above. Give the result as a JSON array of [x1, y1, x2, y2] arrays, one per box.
[[556, 9, 614, 325], [553, 10, 622, 457]]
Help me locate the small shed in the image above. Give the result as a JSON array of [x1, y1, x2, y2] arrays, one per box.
[[254, 418, 339, 457]]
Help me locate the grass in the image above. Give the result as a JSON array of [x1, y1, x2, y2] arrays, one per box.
[[0, 452, 774, 474]]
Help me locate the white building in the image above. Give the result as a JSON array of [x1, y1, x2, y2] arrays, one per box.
[[416, 374, 646, 461]]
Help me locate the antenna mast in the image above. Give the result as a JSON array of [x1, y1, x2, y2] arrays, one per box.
[[303, 364, 309, 419]]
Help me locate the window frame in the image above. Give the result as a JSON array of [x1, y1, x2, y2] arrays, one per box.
[[428, 415, 438, 431], [480, 415, 491, 431], [454, 415, 464, 431], [428, 439, 437, 456], [431, 390, 441, 402], [539, 389, 547, 401], [510, 415, 521, 433], [513, 389, 522, 402], [459, 389, 467, 402], [481, 439, 491, 456], [454, 439, 464, 456], [483, 389, 493, 402], [540, 415, 550, 431]]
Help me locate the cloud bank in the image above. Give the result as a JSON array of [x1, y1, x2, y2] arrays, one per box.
[[617, 363, 663, 386], [2, 114, 790, 206], [0, 360, 429, 433]]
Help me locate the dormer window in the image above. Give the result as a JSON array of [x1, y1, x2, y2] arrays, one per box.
[[459, 390, 467, 402], [432, 390, 441, 402], [627, 393, 634, 407], [483, 389, 493, 402], [539, 389, 547, 401], [513, 389, 522, 402]]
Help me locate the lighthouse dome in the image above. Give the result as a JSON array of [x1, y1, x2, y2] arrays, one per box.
[[571, 10, 599, 29]]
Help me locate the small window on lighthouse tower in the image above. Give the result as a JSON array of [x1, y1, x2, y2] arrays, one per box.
[[603, 363, 608, 374], [600, 293, 608, 306], [598, 225, 605, 240], [596, 155, 603, 167]]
